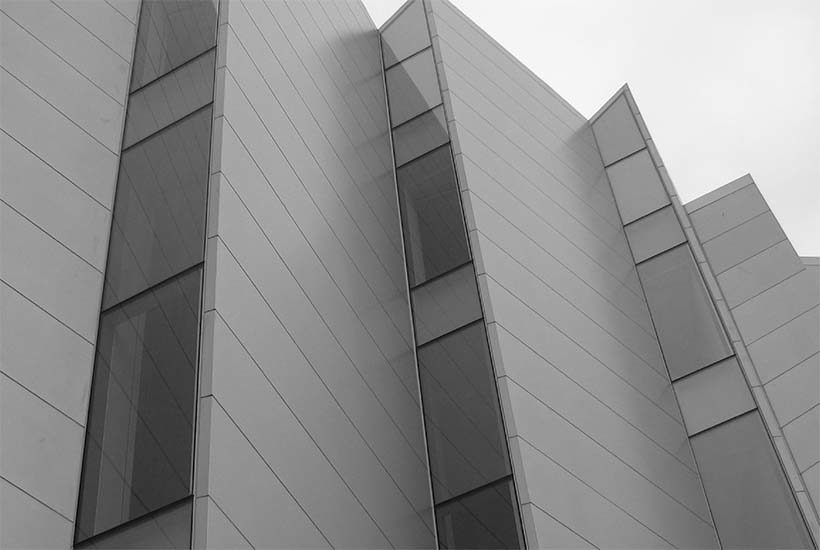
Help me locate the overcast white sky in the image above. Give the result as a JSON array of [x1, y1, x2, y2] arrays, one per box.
[[362, 0, 819, 255]]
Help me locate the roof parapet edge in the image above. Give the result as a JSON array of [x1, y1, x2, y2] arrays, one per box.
[[684, 174, 755, 213]]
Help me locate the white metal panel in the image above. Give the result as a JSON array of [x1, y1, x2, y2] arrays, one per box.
[[0, 375, 84, 519], [0, 479, 73, 550]]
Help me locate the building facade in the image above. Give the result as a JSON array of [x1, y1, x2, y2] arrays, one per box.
[[0, 0, 816, 548]]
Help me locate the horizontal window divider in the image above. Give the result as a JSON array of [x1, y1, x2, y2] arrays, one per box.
[[410, 259, 474, 290], [635, 239, 692, 267], [391, 102, 445, 133], [383, 44, 434, 72], [122, 101, 214, 153], [395, 139, 451, 170], [74, 494, 193, 546], [636, 241, 694, 269], [434, 474, 514, 509], [100, 261, 204, 316], [688, 407, 758, 439], [603, 145, 649, 169], [671, 353, 737, 384], [416, 317, 485, 350], [395, 141, 456, 177], [623, 203, 676, 228], [129, 46, 217, 96]]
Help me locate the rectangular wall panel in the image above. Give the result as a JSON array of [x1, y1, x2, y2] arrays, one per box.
[[687, 154, 819, 536], [428, 2, 717, 547], [199, 1, 435, 547], [0, 4, 136, 546]]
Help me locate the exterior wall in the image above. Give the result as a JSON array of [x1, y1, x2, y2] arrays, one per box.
[[687, 178, 820, 532], [0, 2, 138, 548], [425, 1, 716, 547], [194, 1, 435, 548], [591, 84, 814, 547]]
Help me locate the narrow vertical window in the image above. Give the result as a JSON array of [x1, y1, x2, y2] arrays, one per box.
[[75, 0, 218, 546]]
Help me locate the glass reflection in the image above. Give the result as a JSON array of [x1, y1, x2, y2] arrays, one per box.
[[412, 264, 482, 345], [131, 0, 219, 90], [691, 412, 812, 549], [436, 478, 523, 549], [75, 497, 193, 549], [385, 48, 442, 127], [418, 321, 510, 502], [76, 269, 201, 542], [381, 0, 430, 68], [397, 145, 470, 287], [103, 107, 212, 310], [638, 244, 732, 380], [392, 106, 449, 167], [124, 49, 216, 149]]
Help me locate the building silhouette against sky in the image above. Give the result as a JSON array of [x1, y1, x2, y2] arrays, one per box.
[[0, 0, 817, 548]]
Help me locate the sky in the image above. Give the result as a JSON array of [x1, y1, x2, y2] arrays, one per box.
[[362, 0, 819, 255]]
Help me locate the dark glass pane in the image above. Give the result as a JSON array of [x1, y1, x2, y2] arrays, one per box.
[[131, 0, 219, 90], [385, 48, 441, 127], [393, 106, 449, 167], [638, 244, 732, 380], [76, 269, 201, 542], [124, 49, 215, 149], [381, 0, 430, 68], [103, 107, 212, 310], [412, 264, 482, 345], [691, 412, 812, 549], [75, 498, 192, 549], [436, 478, 523, 549], [418, 322, 510, 502], [397, 145, 470, 286]]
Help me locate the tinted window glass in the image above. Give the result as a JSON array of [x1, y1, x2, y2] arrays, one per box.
[[397, 145, 470, 286], [124, 49, 215, 149], [393, 106, 449, 167], [75, 497, 192, 549], [381, 0, 431, 68], [638, 244, 732, 380], [76, 268, 201, 542], [436, 478, 523, 549], [691, 412, 812, 548], [103, 107, 212, 310], [673, 356, 756, 436], [412, 264, 482, 345], [131, 0, 219, 90], [624, 205, 685, 263], [606, 149, 669, 224], [419, 322, 510, 503], [385, 48, 441, 127]]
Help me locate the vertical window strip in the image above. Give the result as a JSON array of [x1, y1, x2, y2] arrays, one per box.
[[74, 0, 219, 545]]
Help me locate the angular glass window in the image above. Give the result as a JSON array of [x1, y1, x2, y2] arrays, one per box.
[[76, 268, 201, 542], [131, 0, 219, 90], [412, 263, 482, 345], [673, 356, 756, 436], [638, 244, 732, 380], [691, 411, 812, 549], [392, 106, 449, 167], [103, 107, 212, 310], [385, 48, 442, 127], [75, 497, 192, 549], [397, 144, 470, 286], [606, 149, 669, 224], [436, 477, 523, 549], [418, 321, 510, 503], [381, 0, 431, 68], [123, 49, 215, 149], [624, 205, 685, 264]]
